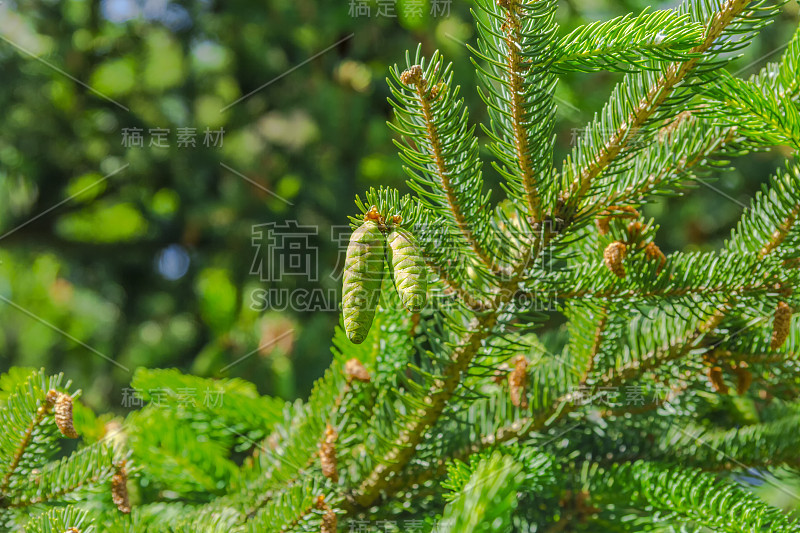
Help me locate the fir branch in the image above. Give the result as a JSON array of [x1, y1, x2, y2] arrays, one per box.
[[564, 0, 770, 209], [23, 505, 95, 533], [436, 451, 523, 531], [0, 372, 68, 498], [592, 163, 800, 395], [6, 442, 117, 508], [603, 26, 800, 210], [352, 310, 502, 507], [351, 239, 543, 507], [427, 258, 490, 311], [589, 461, 800, 531], [211, 310, 402, 524], [699, 71, 800, 149], [0, 396, 51, 497], [390, 55, 500, 275], [544, 250, 797, 304], [727, 163, 800, 260], [574, 306, 608, 385], [551, 9, 704, 72], [602, 115, 743, 208], [350, 136, 799, 519], [131, 368, 286, 447], [243, 481, 329, 533], [473, 0, 558, 223], [751, 23, 800, 98], [595, 309, 726, 390]]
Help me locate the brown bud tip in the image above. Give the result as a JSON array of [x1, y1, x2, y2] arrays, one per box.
[[345, 358, 371, 383], [508, 355, 528, 408], [111, 461, 131, 514], [315, 494, 327, 510], [429, 82, 446, 100], [400, 65, 424, 86], [320, 424, 339, 483], [706, 366, 728, 394], [365, 205, 381, 222], [392, 215, 403, 225], [644, 242, 667, 273], [770, 302, 792, 350], [627, 221, 643, 238], [321, 507, 338, 533], [597, 205, 639, 234], [734, 364, 752, 396], [54, 393, 78, 439], [603, 242, 627, 278], [45, 389, 59, 406], [595, 217, 611, 235]]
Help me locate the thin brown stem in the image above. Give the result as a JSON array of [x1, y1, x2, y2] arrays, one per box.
[[759, 207, 799, 259], [501, 2, 542, 222], [413, 81, 499, 274]]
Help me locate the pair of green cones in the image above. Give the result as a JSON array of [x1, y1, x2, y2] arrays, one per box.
[[342, 206, 427, 344]]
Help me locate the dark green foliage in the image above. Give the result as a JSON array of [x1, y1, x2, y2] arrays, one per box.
[[589, 461, 800, 531]]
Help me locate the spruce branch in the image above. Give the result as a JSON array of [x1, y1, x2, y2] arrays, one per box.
[[589, 461, 800, 531], [551, 9, 704, 72], [601, 27, 800, 210], [22, 506, 94, 533], [435, 451, 523, 531], [5, 442, 117, 508], [543, 250, 797, 305], [564, 0, 769, 211], [346, 12, 796, 514], [473, 0, 558, 223], [727, 163, 800, 260], [656, 405, 800, 469], [351, 239, 545, 508], [352, 310, 502, 507], [581, 162, 800, 412], [699, 71, 800, 149], [390, 54, 501, 275], [426, 258, 490, 311], [0, 372, 70, 499], [601, 116, 743, 209], [0, 395, 52, 497]]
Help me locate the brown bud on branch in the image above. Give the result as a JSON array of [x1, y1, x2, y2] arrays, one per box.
[[770, 302, 792, 350], [319, 424, 339, 483], [603, 242, 627, 279], [508, 355, 528, 408], [111, 461, 131, 514], [345, 358, 371, 383]]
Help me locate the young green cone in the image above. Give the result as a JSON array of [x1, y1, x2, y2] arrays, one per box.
[[387, 226, 427, 312], [342, 220, 385, 343]]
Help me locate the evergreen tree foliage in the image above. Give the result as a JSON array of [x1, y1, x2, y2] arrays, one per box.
[[2, 1, 800, 531]]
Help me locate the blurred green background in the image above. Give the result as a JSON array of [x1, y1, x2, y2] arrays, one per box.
[[0, 0, 797, 416]]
